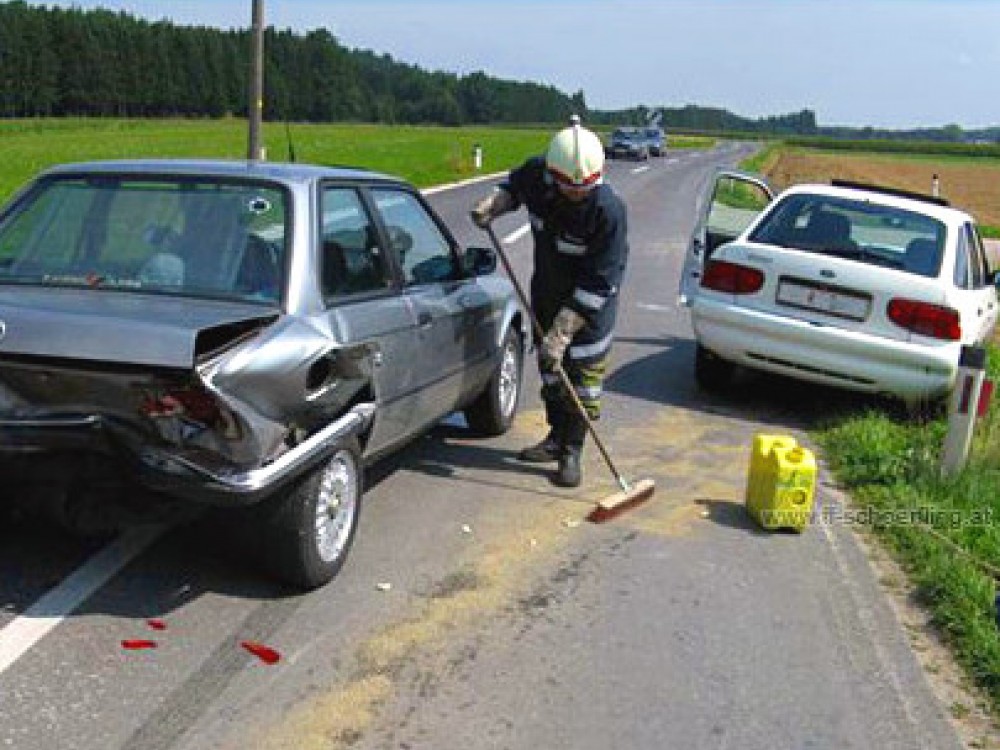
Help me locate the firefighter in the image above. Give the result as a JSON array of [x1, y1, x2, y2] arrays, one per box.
[[471, 117, 629, 488]]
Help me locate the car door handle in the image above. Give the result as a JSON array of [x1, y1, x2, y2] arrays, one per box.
[[417, 311, 432, 327]]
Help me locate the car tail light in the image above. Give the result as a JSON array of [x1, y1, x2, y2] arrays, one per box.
[[886, 298, 961, 340], [701, 260, 765, 294], [140, 386, 224, 427]]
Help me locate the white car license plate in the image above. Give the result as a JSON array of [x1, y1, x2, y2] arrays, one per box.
[[776, 280, 870, 321]]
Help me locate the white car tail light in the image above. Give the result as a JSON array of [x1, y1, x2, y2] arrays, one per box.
[[701, 260, 765, 295], [886, 298, 961, 340]]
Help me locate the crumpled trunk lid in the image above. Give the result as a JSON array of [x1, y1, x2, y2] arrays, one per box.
[[0, 287, 277, 368]]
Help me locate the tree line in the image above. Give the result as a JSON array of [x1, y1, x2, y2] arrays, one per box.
[[0, 1, 823, 134], [0, 1, 586, 124], [589, 104, 819, 136], [6, 0, 987, 142]]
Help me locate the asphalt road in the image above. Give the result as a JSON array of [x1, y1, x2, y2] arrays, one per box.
[[0, 144, 963, 750]]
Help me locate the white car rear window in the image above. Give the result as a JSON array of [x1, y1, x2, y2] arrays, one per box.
[[749, 194, 946, 278]]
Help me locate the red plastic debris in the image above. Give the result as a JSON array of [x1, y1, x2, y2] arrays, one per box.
[[241, 640, 281, 665], [122, 639, 158, 650], [146, 619, 167, 631]]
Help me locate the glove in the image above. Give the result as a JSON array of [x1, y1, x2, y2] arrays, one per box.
[[540, 307, 585, 369], [470, 188, 515, 228]]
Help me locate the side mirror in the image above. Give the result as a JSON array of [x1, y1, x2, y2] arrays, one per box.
[[463, 245, 497, 276]]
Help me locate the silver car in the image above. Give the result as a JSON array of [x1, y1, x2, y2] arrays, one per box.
[[0, 159, 527, 588]]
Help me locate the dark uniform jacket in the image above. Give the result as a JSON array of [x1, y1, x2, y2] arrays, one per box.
[[501, 157, 629, 366]]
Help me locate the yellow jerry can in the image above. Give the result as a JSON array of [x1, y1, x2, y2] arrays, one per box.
[[745, 434, 817, 532]]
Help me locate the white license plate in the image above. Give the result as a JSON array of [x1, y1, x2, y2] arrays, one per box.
[[777, 281, 870, 321]]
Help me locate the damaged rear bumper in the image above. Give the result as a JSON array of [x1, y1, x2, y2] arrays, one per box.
[[0, 403, 376, 506]]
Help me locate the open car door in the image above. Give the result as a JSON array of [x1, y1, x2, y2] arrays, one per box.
[[678, 169, 773, 306]]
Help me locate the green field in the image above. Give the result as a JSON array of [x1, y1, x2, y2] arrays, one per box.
[[0, 119, 549, 200], [0, 118, 713, 203]]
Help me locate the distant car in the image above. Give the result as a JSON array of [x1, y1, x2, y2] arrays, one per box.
[[679, 171, 998, 405], [0, 159, 527, 588], [606, 128, 650, 160], [644, 127, 666, 156]]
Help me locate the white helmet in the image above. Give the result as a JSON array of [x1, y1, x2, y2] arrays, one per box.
[[545, 117, 604, 189]]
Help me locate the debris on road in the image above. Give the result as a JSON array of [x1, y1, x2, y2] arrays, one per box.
[[241, 641, 281, 665], [121, 639, 158, 650]]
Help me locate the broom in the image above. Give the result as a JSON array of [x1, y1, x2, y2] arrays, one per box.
[[484, 225, 655, 522]]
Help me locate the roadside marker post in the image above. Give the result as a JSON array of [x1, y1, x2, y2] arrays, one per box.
[[941, 345, 988, 476]]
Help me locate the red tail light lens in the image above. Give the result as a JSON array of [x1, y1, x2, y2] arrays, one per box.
[[701, 260, 765, 294], [139, 387, 223, 427], [886, 298, 961, 340]]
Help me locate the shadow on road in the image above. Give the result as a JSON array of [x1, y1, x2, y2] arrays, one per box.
[[694, 497, 769, 536], [608, 333, 899, 430]]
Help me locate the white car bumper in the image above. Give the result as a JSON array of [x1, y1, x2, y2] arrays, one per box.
[[692, 298, 960, 400]]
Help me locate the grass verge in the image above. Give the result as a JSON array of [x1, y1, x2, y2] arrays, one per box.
[[813, 345, 1000, 712], [0, 118, 717, 204], [0, 118, 553, 201]]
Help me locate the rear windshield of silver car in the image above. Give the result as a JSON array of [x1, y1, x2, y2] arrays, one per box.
[[0, 175, 289, 304], [748, 193, 947, 278]]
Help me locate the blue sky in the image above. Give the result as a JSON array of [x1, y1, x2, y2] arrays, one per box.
[[42, 0, 1000, 129]]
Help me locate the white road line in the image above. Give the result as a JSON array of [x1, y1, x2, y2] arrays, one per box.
[[0, 525, 164, 674], [637, 302, 676, 313], [631, 165, 651, 175], [503, 224, 531, 244], [666, 158, 679, 164]]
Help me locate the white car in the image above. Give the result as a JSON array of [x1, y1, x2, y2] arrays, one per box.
[[679, 171, 998, 405]]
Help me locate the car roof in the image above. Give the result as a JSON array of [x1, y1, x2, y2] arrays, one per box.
[[780, 182, 974, 226], [38, 159, 406, 188]]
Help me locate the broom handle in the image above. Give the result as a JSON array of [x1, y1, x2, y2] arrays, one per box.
[[485, 225, 629, 492]]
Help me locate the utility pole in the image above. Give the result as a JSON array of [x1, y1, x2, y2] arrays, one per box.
[[247, 0, 265, 161]]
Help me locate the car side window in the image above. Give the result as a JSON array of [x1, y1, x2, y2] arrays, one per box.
[[370, 188, 457, 286], [965, 223, 988, 289], [320, 186, 392, 300], [706, 176, 771, 246], [953, 227, 972, 289]]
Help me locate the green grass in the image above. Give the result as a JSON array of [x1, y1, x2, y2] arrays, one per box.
[[813, 346, 1000, 711], [0, 118, 717, 204], [784, 136, 1000, 160], [0, 118, 556, 202], [740, 141, 783, 174]]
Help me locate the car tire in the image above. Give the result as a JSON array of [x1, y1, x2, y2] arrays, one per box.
[[464, 327, 523, 436], [694, 344, 735, 392], [262, 438, 363, 590]]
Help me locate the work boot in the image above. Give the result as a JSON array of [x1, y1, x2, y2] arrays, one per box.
[[518, 429, 562, 463], [553, 445, 582, 488]]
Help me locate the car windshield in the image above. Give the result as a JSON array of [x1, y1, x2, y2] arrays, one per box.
[[613, 129, 641, 142], [0, 175, 288, 304], [748, 193, 947, 277]]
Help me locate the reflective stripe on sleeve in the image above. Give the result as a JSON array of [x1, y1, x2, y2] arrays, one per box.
[[572, 287, 607, 311], [555, 239, 587, 256], [569, 333, 613, 360]]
